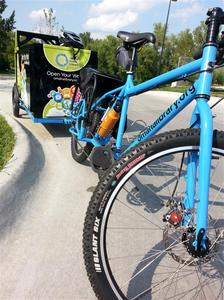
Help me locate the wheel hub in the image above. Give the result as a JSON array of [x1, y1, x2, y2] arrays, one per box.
[[185, 234, 210, 258], [182, 229, 211, 258]]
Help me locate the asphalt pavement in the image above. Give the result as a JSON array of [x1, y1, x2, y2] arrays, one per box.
[[0, 75, 223, 299]]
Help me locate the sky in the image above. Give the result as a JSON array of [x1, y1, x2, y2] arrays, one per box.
[[3, 0, 224, 38]]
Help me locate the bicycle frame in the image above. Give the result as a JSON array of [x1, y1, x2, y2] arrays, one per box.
[[72, 61, 199, 148], [70, 36, 218, 249]]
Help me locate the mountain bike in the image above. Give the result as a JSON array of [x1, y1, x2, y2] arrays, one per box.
[[82, 7, 224, 300]]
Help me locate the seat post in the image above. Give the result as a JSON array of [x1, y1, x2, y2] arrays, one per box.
[[129, 47, 137, 73]]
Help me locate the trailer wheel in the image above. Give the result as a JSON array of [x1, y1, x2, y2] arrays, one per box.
[[12, 83, 20, 118]]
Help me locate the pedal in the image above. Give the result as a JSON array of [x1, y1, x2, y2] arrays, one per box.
[[90, 144, 114, 173]]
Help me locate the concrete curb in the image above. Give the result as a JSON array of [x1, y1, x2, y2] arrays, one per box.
[[0, 109, 45, 237], [0, 110, 30, 190]]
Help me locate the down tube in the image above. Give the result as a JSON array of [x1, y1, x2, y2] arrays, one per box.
[[125, 84, 197, 152]]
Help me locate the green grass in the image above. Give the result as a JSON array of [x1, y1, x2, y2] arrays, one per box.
[[0, 115, 15, 171], [157, 85, 224, 98]]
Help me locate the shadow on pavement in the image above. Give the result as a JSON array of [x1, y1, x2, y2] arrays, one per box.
[[0, 121, 45, 239]]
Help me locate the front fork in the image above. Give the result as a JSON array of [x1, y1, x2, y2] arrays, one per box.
[[183, 44, 216, 252], [184, 100, 213, 251]]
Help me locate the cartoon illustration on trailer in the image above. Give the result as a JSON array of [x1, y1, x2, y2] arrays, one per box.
[[20, 64, 29, 107], [42, 85, 81, 118]]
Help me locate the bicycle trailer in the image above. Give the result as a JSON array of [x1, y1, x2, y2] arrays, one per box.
[[12, 30, 97, 124]]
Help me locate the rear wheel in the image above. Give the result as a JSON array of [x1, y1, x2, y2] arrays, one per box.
[[83, 128, 224, 300], [71, 136, 93, 163], [71, 85, 101, 163], [12, 83, 20, 117]]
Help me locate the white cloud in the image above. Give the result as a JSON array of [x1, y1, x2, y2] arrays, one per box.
[[29, 8, 56, 22], [83, 0, 166, 34], [171, 3, 201, 21], [29, 9, 46, 21], [85, 11, 138, 32], [89, 0, 160, 16], [29, 8, 59, 35], [179, 0, 198, 3]]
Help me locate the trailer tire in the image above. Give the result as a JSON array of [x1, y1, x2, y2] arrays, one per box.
[[12, 83, 20, 118]]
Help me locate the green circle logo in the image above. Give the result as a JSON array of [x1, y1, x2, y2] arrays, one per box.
[[56, 53, 69, 67]]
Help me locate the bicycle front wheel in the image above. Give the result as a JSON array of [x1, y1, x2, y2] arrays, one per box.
[[83, 128, 224, 300]]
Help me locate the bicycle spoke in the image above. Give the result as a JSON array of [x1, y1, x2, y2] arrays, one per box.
[[109, 238, 192, 279], [147, 256, 198, 299], [107, 226, 161, 230], [158, 158, 173, 199], [194, 265, 208, 300], [116, 196, 163, 230], [123, 178, 167, 207], [120, 238, 192, 290]]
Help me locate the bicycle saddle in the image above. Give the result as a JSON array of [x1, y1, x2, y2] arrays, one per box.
[[117, 31, 156, 48]]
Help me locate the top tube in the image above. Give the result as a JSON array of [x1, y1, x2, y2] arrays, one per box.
[[91, 58, 203, 112], [126, 58, 202, 98]]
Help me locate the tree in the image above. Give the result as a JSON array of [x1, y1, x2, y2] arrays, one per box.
[[43, 8, 58, 35], [192, 21, 207, 50], [34, 8, 59, 35], [175, 29, 194, 62], [164, 34, 178, 70], [79, 32, 93, 49], [153, 22, 171, 74], [153, 22, 166, 50], [135, 45, 157, 83], [0, 0, 15, 31], [0, 0, 15, 71], [90, 35, 122, 77]]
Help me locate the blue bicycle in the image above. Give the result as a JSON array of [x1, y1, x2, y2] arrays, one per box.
[[81, 7, 224, 300]]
